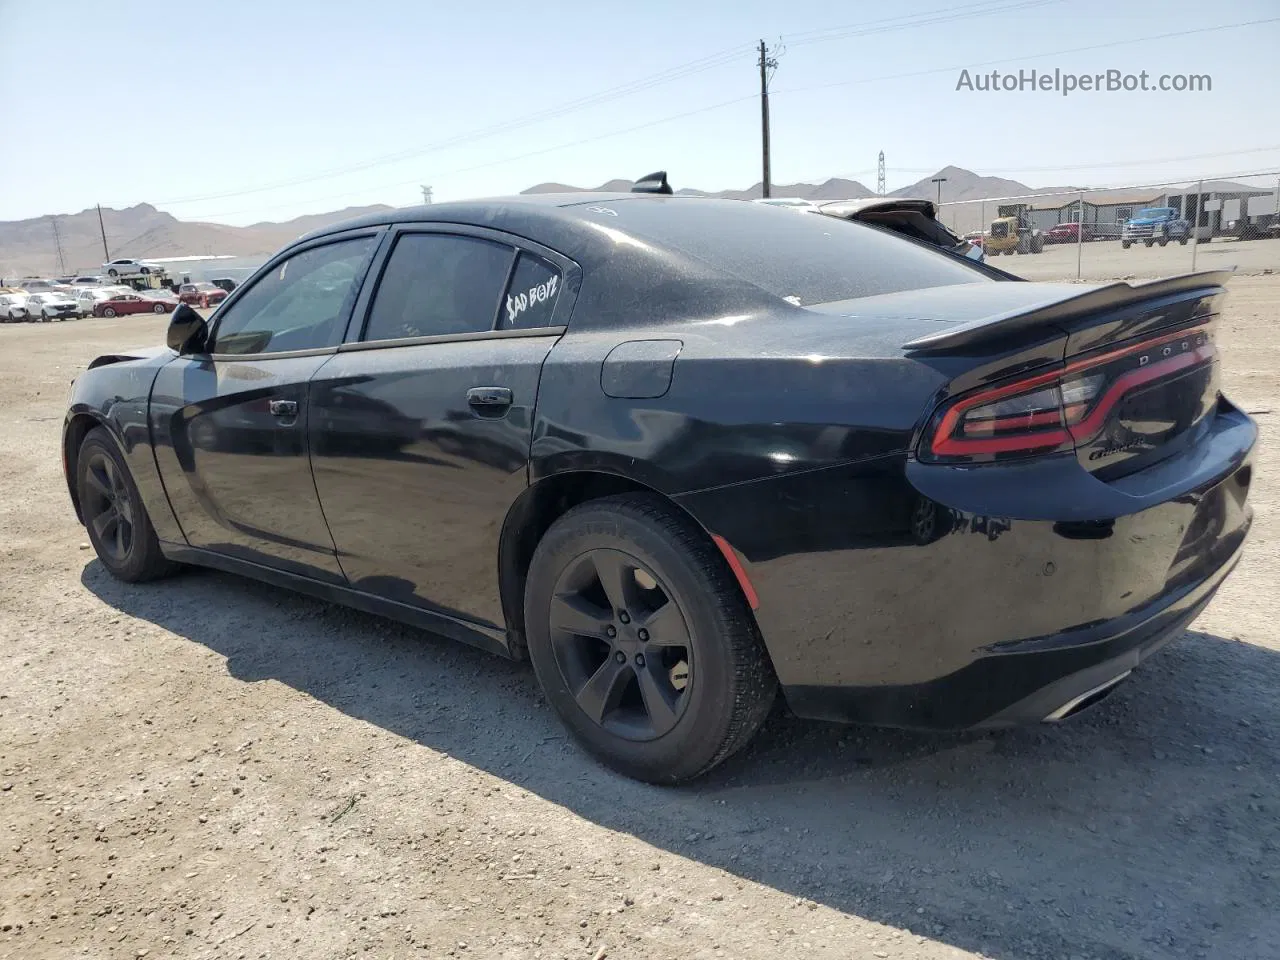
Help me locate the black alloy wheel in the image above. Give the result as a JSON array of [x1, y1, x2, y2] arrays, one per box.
[[82, 451, 135, 563], [524, 494, 777, 783], [77, 427, 178, 582], [547, 548, 694, 742]]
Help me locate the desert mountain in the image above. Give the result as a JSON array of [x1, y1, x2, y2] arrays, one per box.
[[4, 167, 1050, 277], [0, 203, 394, 279], [889, 165, 1032, 203], [521, 176, 876, 201]]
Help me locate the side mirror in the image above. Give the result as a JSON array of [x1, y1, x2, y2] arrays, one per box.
[[167, 303, 208, 354]]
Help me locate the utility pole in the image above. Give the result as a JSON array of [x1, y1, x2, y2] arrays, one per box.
[[96, 204, 110, 261], [51, 217, 67, 276], [877, 151, 886, 196], [420, 185, 433, 205], [931, 176, 947, 207], [758, 39, 777, 199]]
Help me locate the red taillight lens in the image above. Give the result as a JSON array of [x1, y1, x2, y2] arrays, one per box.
[[922, 326, 1215, 462]]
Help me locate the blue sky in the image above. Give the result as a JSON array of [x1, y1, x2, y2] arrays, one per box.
[[1, 0, 1277, 225]]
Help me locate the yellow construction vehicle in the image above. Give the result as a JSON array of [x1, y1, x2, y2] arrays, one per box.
[[985, 204, 1045, 256]]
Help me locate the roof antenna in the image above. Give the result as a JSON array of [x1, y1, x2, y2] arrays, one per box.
[[631, 171, 673, 195]]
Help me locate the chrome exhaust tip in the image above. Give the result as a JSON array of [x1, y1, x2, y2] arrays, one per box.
[[1043, 670, 1132, 722]]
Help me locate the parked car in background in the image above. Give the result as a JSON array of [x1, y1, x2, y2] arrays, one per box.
[[102, 258, 162, 277], [26, 291, 79, 321], [177, 282, 229, 308], [76, 288, 128, 318], [20, 278, 57, 292], [1045, 222, 1083, 244], [0, 293, 29, 321], [963, 230, 985, 247], [209, 278, 238, 294], [71, 276, 106, 285], [1121, 207, 1191, 248], [92, 292, 176, 317]]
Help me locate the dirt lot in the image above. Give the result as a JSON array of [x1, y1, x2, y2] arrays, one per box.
[[1, 277, 1278, 960], [985, 236, 1280, 282]]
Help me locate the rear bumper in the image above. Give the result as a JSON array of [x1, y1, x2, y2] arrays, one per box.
[[676, 400, 1256, 732], [783, 531, 1245, 730]]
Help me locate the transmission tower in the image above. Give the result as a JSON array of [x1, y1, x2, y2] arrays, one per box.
[[51, 217, 67, 275], [420, 185, 434, 205], [876, 151, 886, 196]]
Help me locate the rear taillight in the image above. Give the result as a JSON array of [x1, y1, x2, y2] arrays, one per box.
[[921, 326, 1216, 462]]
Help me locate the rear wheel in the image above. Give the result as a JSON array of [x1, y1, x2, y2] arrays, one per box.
[[107, 269, 118, 277], [1179, 236, 1189, 245], [152, 303, 165, 314], [524, 494, 776, 783], [77, 428, 178, 582], [1122, 240, 1132, 249]]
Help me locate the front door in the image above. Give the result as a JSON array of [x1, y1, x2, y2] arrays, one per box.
[[309, 228, 574, 626], [150, 232, 381, 582]]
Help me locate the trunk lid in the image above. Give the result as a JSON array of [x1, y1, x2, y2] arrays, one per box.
[[815, 271, 1231, 477]]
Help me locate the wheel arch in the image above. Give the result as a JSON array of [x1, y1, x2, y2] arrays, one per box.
[[63, 411, 116, 522], [497, 469, 759, 656]]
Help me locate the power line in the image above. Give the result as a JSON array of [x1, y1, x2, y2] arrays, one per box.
[[782, 0, 1060, 47], [167, 15, 1279, 223], [774, 16, 1280, 98], [142, 43, 755, 208], [193, 94, 760, 222], [131, 0, 1062, 211]]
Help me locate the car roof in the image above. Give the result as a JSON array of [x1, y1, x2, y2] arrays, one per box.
[[294, 192, 705, 243]]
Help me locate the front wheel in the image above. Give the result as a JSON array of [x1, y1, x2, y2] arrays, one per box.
[[77, 428, 178, 582], [1179, 236, 1189, 245], [102, 307, 116, 317], [107, 269, 118, 277], [524, 494, 777, 783], [1121, 240, 1132, 249]]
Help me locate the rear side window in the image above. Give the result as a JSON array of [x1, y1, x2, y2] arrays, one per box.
[[500, 253, 561, 329], [579, 198, 990, 306], [363, 233, 514, 342]]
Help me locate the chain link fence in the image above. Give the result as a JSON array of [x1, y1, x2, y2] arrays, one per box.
[[933, 170, 1280, 282]]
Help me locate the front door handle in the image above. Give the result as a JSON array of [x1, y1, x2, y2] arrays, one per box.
[[466, 386, 513, 411], [269, 399, 299, 420]]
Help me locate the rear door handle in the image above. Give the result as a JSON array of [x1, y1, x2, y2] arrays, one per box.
[[269, 399, 299, 420], [467, 386, 513, 410]]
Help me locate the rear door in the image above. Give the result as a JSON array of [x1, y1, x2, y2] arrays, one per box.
[[309, 225, 576, 626], [149, 230, 382, 581]]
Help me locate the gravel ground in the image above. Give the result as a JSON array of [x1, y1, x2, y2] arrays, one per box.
[[2, 277, 1278, 960]]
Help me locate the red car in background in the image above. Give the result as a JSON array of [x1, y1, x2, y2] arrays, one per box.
[[1045, 222, 1084, 244], [92, 292, 176, 317], [178, 282, 229, 308]]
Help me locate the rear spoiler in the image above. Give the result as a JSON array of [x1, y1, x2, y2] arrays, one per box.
[[902, 269, 1235, 353]]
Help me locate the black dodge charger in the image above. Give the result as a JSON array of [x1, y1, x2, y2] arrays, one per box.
[[63, 179, 1256, 783]]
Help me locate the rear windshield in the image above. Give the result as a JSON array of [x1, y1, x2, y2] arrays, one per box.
[[577, 198, 990, 305]]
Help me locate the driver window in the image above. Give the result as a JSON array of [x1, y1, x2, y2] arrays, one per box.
[[210, 236, 375, 355]]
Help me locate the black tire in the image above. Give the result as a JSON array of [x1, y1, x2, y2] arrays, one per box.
[[1122, 240, 1131, 249], [524, 494, 777, 783], [107, 269, 118, 277], [140, 267, 150, 274], [1144, 239, 1155, 248], [1158, 237, 1168, 247], [1179, 236, 1189, 245], [102, 307, 116, 317], [77, 427, 178, 583], [152, 303, 165, 313]]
